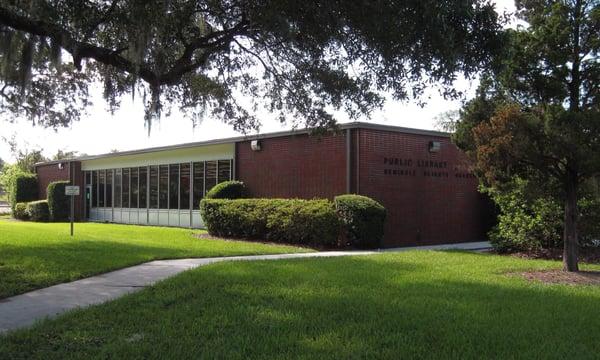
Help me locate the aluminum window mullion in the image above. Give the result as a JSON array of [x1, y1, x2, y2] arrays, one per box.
[[203, 161, 206, 197]]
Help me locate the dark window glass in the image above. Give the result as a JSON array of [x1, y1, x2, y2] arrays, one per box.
[[218, 160, 231, 183], [114, 169, 122, 208], [159, 165, 169, 209], [192, 162, 204, 209], [180, 163, 190, 210], [122, 168, 130, 208], [92, 171, 98, 208], [85, 172, 91, 185], [150, 166, 158, 209], [169, 165, 179, 209], [139, 167, 147, 208], [106, 169, 113, 208], [205, 161, 217, 195], [98, 170, 105, 207], [131, 168, 139, 209]]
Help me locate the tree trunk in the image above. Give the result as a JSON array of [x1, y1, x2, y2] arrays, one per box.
[[563, 172, 579, 272]]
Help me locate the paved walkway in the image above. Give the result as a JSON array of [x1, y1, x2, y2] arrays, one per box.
[[0, 241, 490, 334]]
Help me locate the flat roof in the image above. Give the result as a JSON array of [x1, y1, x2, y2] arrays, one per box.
[[36, 122, 450, 166]]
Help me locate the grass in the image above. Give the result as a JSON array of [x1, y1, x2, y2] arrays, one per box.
[[0, 219, 310, 299], [1, 251, 599, 359]]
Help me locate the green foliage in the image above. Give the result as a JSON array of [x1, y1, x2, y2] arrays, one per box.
[[200, 199, 340, 247], [47, 181, 70, 221], [26, 200, 49, 222], [204, 181, 249, 200], [13, 202, 29, 220], [334, 194, 386, 248], [485, 179, 600, 253], [0, 1, 502, 131], [9, 173, 37, 214]]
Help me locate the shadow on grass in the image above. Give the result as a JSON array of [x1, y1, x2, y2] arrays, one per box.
[[2, 253, 600, 359]]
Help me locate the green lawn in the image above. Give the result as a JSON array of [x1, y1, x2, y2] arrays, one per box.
[[2, 251, 599, 359], [0, 219, 309, 299]]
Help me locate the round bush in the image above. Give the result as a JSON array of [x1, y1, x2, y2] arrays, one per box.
[[14, 202, 29, 220], [205, 181, 249, 200], [47, 181, 70, 221], [27, 200, 50, 222], [334, 194, 387, 248]]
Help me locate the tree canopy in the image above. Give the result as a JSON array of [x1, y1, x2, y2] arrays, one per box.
[[454, 0, 600, 271], [0, 0, 503, 132]]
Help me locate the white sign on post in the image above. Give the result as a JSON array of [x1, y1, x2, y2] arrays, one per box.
[[65, 185, 79, 236], [65, 186, 80, 196]]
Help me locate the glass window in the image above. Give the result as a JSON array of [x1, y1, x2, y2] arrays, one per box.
[[122, 168, 130, 208], [92, 171, 98, 208], [114, 169, 122, 208], [159, 165, 169, 209], [180, 163, 190, 210], [192, 162, 204, 209], [131, 168, 139, 209], [205, 161, 217, 195], [106, 169, 113, 208], [150, 166, 158, 209], [218, 160, 231, 183], [169, 164, 179, 209], [98, 170, 105, 207], [139, 167, 147, 208], [85, 171, 91, 185]]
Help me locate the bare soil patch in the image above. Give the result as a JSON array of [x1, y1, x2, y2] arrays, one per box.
[[516, 270, 600, 286]]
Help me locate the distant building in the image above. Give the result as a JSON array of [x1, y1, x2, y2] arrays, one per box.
[[35, 122, 492, 247]]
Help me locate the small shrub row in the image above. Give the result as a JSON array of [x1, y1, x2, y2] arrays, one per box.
[[13, 200, 49, 221], [200, 194, 387, 248], [201, 198, 341, 247]]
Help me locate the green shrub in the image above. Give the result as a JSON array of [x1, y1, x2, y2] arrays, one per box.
[[200, 198, 340, 247], [13, 202, 29, 220], [26, 200, 49, 222], [485, 178, 600, 253], [204, 180, 249, 200], [47, 181, 70, 221], [10, 173, 38, 215], [334, 194, 387, 248]]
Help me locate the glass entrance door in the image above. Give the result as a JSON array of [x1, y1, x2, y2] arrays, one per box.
[[85, 185, 92, 219]]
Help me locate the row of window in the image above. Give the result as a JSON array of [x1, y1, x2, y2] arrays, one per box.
[[85, 160, 232, 210]]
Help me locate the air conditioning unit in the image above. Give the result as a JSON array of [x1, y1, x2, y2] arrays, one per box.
[[251, 140, 261, 151], [429, 141, 441, 153]]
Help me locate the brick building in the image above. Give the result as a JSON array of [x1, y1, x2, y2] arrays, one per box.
[[35, 122, 492, 247]]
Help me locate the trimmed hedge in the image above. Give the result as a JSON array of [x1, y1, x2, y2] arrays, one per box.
[[26, 200, 50, 222], [47, 181, 70, 221], [14, 202, 29, 220], [200, 198, 340, 247], [10, 174, 38, 214], [335, 194, 387, 248], [205, 181, 249, 200]]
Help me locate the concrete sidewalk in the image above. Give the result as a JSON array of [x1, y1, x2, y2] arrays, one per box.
[[0, 241, 489, 334]]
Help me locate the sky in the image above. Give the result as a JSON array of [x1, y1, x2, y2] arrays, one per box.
[[0, 0, 515, 163]]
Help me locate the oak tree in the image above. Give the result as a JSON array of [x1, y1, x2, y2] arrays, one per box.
[[0, 0, 503, 132]]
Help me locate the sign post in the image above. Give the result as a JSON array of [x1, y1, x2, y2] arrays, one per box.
[[65, 185, 80, 236]]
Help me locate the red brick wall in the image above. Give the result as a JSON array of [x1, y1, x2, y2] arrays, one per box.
[[236, 133, 347, 199], [355, 128, 491, 247], [36, 163, 70, 199]]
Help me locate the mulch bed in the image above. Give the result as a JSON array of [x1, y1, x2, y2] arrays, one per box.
[[193, 233, 322, 250], [508, 247, 600, 264], [516, 270, 600, 286]]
